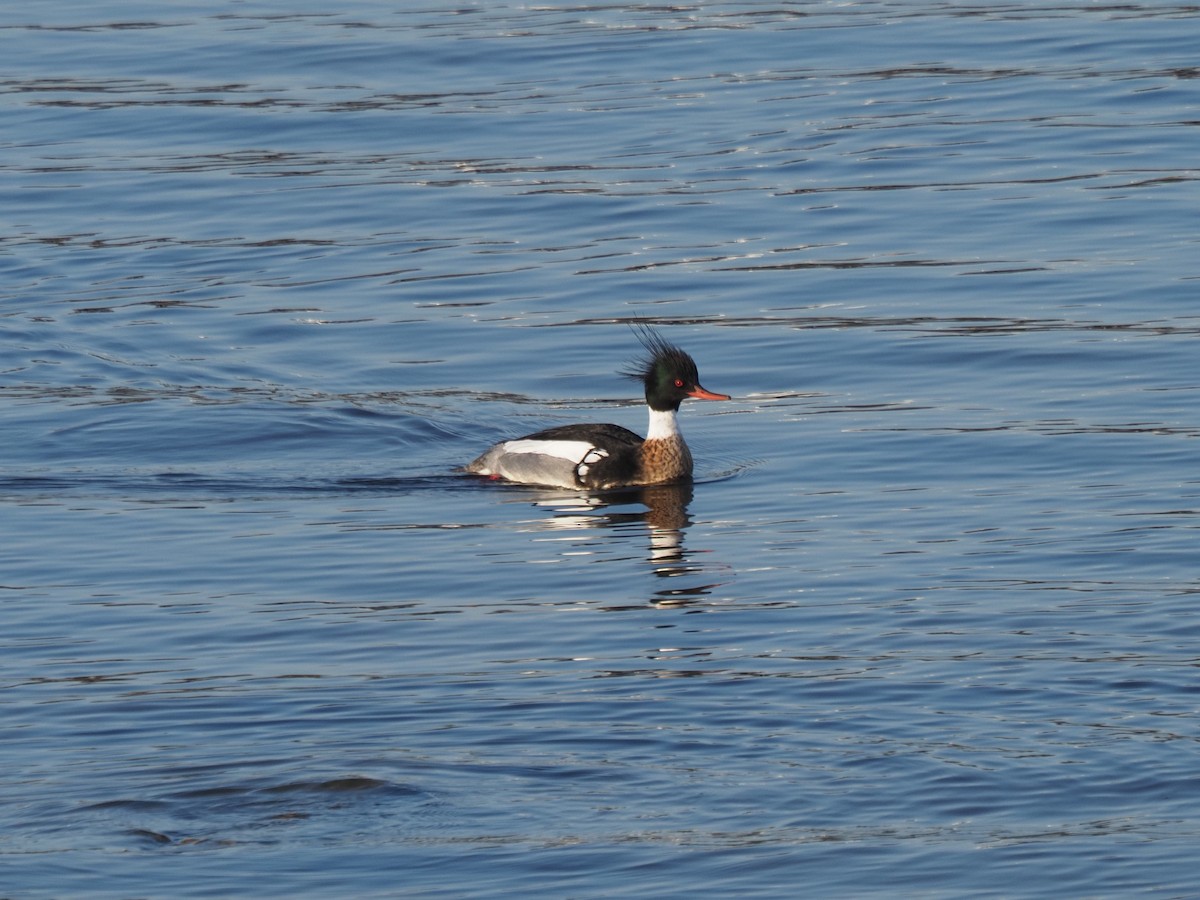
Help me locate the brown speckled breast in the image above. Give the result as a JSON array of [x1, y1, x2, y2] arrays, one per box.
[[638, 437, 693, 485]]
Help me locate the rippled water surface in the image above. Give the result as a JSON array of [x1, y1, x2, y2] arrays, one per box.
[[4, 2, 1200, 896]]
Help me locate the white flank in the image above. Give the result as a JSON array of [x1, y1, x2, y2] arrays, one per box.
[[644, 408, 680, 441], [500, 439, 596, 463]]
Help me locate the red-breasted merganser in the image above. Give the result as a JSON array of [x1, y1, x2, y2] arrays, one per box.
[[467, 327, 730, 490]]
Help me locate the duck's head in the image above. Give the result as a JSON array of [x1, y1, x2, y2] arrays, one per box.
[[622, 324, 731, 412]]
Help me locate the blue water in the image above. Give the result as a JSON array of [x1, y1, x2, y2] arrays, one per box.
[[3, 2, 1200, 896]]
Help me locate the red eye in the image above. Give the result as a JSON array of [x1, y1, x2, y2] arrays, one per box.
[[674, 378, 685, 388]]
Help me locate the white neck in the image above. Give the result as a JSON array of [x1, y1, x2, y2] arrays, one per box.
[[645, 407, 681, 441]]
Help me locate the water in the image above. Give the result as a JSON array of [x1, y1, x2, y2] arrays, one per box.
[[3, 2, 1200, 896]]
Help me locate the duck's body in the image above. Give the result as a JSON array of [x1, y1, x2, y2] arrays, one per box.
[[467, 328, 729, 490]]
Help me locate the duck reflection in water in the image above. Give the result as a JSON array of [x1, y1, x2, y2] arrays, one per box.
[[524, 480, 728, 607]]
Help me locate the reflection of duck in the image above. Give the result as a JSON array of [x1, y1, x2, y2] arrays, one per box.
[[525, 482, 693, 537], [530, 482, 725, 607], [467, 326, 729, 489], [635, 481, 694, 533]]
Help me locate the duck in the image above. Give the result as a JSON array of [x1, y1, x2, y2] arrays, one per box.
[[466, 326, 730, 490]]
